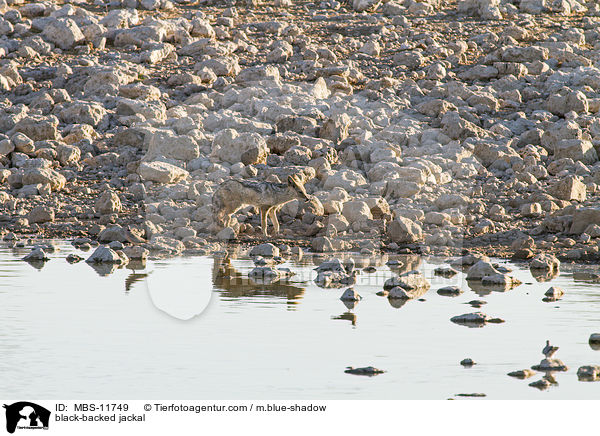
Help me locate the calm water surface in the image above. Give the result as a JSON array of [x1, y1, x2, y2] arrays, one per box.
[[1, 241, 600, 399]]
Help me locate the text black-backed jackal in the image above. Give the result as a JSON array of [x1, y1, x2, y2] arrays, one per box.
[[212, 175, 310, 237]]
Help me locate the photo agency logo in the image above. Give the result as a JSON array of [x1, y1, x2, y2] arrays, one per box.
[[3, 402, 50, 434]]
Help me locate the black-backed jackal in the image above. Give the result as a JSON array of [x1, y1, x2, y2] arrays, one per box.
[[212, 175, 310, 237]]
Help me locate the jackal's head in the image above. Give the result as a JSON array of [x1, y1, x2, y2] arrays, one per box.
[[287, 175, 309, 201]]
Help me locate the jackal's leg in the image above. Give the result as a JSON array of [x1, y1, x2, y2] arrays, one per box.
[[260, 206, 270, 236], [268, 207, 280, 234]]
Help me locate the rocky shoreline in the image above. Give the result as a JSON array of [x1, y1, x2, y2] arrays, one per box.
[[1, 0, 600, 262]]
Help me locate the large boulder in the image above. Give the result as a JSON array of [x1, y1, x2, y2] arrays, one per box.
[[342, 200, 373, 224], [554, 139, 598, 164], [319, 114, 350, 143], [138, 161, 189, 183], [143, 129, 199, 162], [95, 191, 122, 215], [387, 216, 423, 243], [42, 18, 84, 50], [22, 168, 66, 192], [211, 129, 268, 165], [11, 115, 59, 141], [551, 175, 586, 201], [59, 102, 107, 127], [28, 206, 54, 223], [323, 169, 367, 191], [570, 208, 600, 234]]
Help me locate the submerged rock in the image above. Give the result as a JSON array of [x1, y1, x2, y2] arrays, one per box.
[[66, 253, 83, 263], [434, 266, 458, 277], [344, 366, 385, 376], [450, 312, 505, 327], [508, 369, 536, 379], [437, 286, 463, 296]]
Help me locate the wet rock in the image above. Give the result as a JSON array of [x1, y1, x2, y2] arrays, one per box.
[[577, 365, 600, 381], [460, 358, 476, 367], [249, 243, 280, 258], [455, 393, 486, 397], [340, 288, 362, 302], [315, 268, 356, 288], [123, 246, 149, 261], [23, 247, 49, 261], [344, 366, 385, 376], [437, 286, 463, 296], [66, 253, 83, 263], [529, 378, 552, 390], [589, 333, 600, 349], [508, 369, 536, 379], [384, 270, 430, 292], [450, 312, 505, 326], [531, 358, 568, 372], [467, 300, 487, 308], [543, 286, 564, 302], [434, 266, 458, 277], [529, 254, 560, 271], [85, 246, 126, 264], [466, 260, 500, 280], [249, 266, 293, 283], [481, 273, 521, 288]]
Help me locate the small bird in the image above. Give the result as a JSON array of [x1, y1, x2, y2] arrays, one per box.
[[542, 340, 559, 359]]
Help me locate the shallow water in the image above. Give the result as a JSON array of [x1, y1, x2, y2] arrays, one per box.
[[1, 241, 600, 399]]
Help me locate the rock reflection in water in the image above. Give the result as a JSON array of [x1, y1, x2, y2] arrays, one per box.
[[466, 279, 515, 297], [212, 256, 305, 306], [531, 269, 559, 283], [23, 259, 48, 271], [332, 312, 357, 327]]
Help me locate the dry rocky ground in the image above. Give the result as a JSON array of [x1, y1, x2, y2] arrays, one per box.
[[1, 0, 600, 263]]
